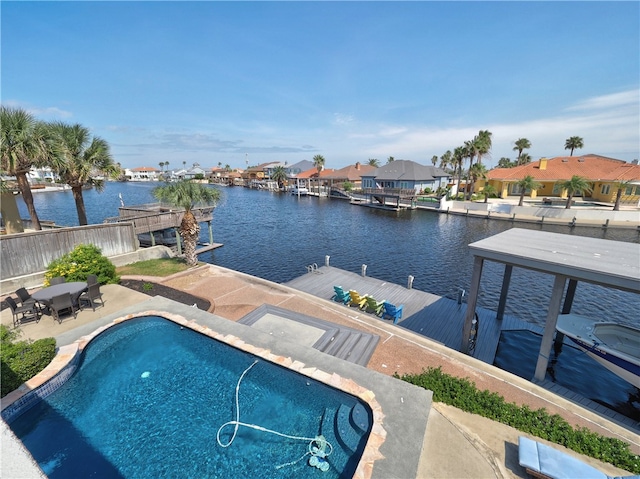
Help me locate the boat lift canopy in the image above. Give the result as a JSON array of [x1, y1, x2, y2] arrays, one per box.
[[460, 228, 640, 381]]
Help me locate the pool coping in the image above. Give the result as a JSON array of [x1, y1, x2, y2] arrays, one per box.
[[2, 297, 432, 479]]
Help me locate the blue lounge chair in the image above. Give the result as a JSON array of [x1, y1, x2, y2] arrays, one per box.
[[331, 285, 351, 304], [382, 301, 404, 324], [518, 436, 639, 479]]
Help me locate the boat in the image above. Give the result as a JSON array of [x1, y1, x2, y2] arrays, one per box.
[[556, 314, 640, 387], [291, 186, 309, 196]]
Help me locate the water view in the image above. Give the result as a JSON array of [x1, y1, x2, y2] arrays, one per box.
[[18, 182, 639, 328]]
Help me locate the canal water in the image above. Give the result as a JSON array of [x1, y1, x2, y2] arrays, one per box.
[[16, 182, 640, 421]]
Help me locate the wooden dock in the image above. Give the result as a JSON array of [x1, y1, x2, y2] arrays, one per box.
[[286, 266, 640, 430], [285, 265, 538, 365]]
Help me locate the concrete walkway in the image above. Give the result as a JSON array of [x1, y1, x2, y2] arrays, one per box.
[[2, 267, 637, 478]]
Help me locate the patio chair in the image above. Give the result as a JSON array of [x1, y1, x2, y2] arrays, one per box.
[[5, 296, 41, 327], [331, 285, 351, 304], [15, 287, 38, 308], [50, 292, 77, 323], [79, 283, 104, 311], [50, 276, 66, 285], [86, 274, 98, 285], [382, 301, 404, 324], [365, 296, 385, 316], [348, 290, 368, 309], [517, 436, 637, 479]]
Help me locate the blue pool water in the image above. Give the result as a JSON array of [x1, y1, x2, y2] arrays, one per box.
[[9, 317, 372, 479]]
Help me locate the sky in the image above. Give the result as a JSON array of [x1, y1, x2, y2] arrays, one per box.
[[2, 1, 639, 171]]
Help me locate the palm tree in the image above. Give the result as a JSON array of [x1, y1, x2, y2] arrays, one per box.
[[153, 181, 220, 266], [430, 155, 438, 166], [313, 155, 325, 194], [475, 130, 492, 166], [481, 183, 499, 203], [452, 146, 465, 199], [47, 122, 121, 225], [367, 158, 379, 167], [270, 165, 288, 190], [515, 175, 541, 206], [612, 180, 631, 211], [468, 162, 488, 199], [0, 106, 48, 230], [557, 175, 592, 209], [512, 138, 531, 164], [463, 140, 477, 199], [564, 136, 584, 156], [387, 156, 395, 163], [439, 150, 452, 170], [159, 161, 165, 171], [497, 157, 514, 168], [518, 153, 532, 166]]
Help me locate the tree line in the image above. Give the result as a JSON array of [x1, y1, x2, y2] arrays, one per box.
[[1, 106, 121, 229]]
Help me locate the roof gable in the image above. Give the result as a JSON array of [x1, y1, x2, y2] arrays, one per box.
[[363, 160, 450, 181]]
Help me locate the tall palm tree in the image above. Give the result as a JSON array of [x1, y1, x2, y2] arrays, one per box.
[[452, 146, 465, 199], [367, 158, 379, 167], [463, 140, 478, 199], [612, 180, 631, 211], [557, 175, 592, 209], [0, 106, 48, 230], [153, 181, 220, 266], [270, 165, 288, 190], [430, 155, 438, 166], [47, 122, 121, 225], [515, 175, 541, 206], [564, 136, 584, 156], [512, 138, 531, 164], [387, 156, 395, 163], [159, 161, 165, 171], [439, 150, 452, 170], [475, 130, 492, 166]]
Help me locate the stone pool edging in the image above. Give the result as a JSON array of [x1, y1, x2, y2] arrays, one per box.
[[1, 308, 388, 479]]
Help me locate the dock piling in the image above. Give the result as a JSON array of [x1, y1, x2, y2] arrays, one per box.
[[361, 264, 367, 277]]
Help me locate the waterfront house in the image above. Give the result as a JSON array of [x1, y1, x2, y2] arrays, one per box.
[[320, 162, 377, 193], [361, 160, 451, 193], [125, 167, 160, 182], [484, 155, 640, 204], [241, 162, 279, 186]]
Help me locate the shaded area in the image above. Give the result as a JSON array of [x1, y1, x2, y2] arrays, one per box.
[[119, 279, 211, 311]]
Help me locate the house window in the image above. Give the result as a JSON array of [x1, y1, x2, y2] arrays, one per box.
[[400, 181, 410, 189], [601, 184, 610, 195], [625, 185, 635, 195], [552, 183, 563, 195]]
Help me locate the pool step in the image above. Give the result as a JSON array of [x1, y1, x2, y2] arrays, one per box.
[[317, 330, 380, 366], [334, 404, 366, 454]]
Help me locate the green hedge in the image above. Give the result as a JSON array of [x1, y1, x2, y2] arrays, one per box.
[[1, 326, 56, 397], [396, 367, 639, 474]]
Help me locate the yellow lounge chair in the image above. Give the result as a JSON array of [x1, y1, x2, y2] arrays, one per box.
[[348, 290, 368, 309]]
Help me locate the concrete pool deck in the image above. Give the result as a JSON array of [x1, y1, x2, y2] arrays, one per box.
[[2, 266, 638, 478]]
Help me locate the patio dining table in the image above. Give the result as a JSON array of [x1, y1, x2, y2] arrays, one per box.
[[32, 282, 88, 307]]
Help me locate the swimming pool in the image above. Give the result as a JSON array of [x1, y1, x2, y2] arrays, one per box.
[[8, 316, 374, 478]]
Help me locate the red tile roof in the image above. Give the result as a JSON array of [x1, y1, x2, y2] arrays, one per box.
[[131, 166, 159, 172], [487, 155, 640, 182], [322, 163, 377, 181]]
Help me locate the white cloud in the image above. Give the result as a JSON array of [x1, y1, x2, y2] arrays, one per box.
[[3, 100, 74, 119]]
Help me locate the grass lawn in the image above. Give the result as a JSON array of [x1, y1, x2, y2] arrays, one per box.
[[116, 258, 191, 277]]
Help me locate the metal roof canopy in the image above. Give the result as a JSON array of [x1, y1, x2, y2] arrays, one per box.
[[460, 228, 640, 382]]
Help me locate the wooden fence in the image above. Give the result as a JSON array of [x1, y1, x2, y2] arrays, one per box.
[[0, 223, 137, 279]]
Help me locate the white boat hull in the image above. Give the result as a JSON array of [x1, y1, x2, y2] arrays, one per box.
[[556, 314, 640, 388]]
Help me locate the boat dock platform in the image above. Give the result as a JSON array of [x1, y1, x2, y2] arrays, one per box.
[[285, 265, 538, 365], [285, 265, 639, 431]]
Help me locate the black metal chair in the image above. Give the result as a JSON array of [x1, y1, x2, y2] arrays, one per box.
[[5, 296, 41, 327], [50, 292, 77, 323], [79, 283, 104, 311], [15, 287, 38, 308], [86, 274, 98, 285], [50, 276, 66, 285]]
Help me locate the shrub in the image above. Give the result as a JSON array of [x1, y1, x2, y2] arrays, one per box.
[[44, 244, 119, 286], [1, 325, 56, 397], [396, 367, 640, 473]]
